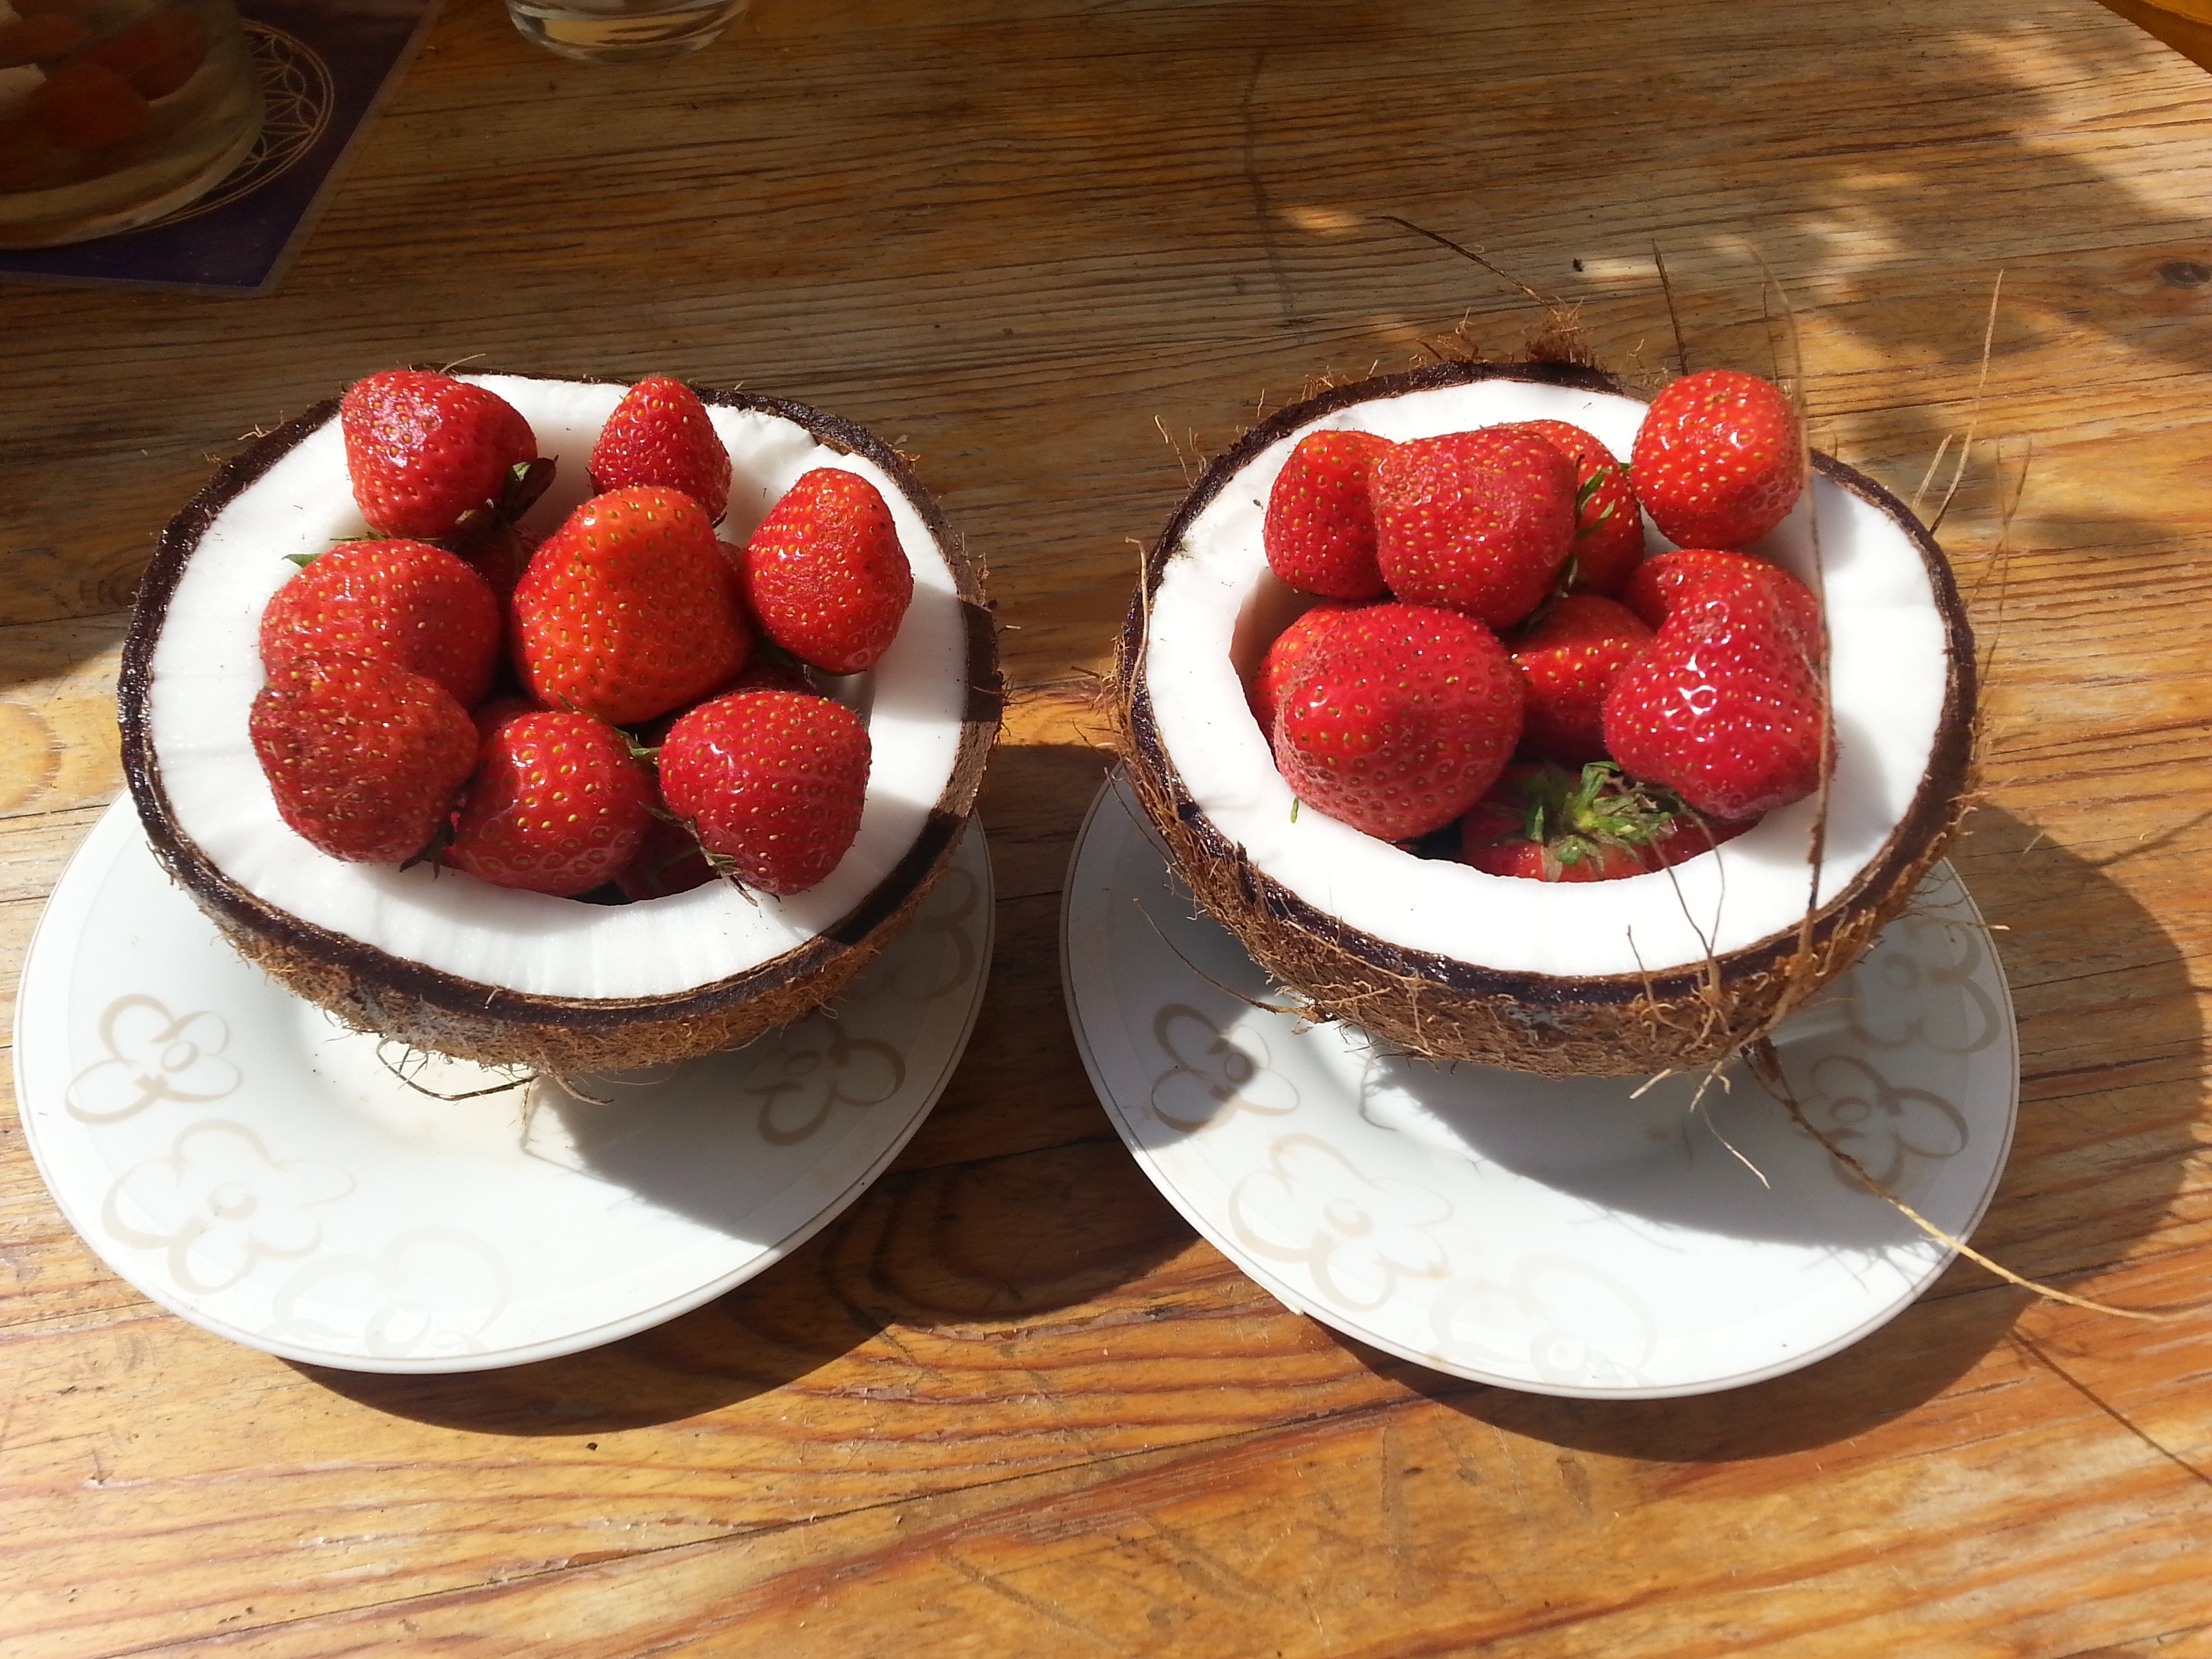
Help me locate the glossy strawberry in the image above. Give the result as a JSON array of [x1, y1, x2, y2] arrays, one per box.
[[659, 689, 872, 895], [469, 693, 541, 749], [1630, 369, 1805, 549], [1620, 548, 1823, 659], [1248, 600, 1363, 737], [737, 468, 912, 674], [260, 539, 502, 709], [1458, 760, 1703, 882], [1647, 810, 1757, 869], [512, 485, 751, 726], [1263, 430, 1395, 600], [1603, 580, 1827, 821], [1508, 593, 1652, 765], [340, 371, 539, 541], [614, 813, 715, 901], [1273, 602, 1522, 841], [1372, 427, 1578, 628], [588, 375, 733, 514], [1502, 418, 1645, 594], [444, 710, 655, 897], [249, 655, 476, 863]]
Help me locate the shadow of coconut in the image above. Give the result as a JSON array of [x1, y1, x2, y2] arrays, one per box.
[[1329, 799, 2202, 1458], [303, 735, 1193, 1431], [291, 1210, 898, 1433]]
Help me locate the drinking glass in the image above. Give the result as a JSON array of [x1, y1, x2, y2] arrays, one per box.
[[504, 0, 749, 64]]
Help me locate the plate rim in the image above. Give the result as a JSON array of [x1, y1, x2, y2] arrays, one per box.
[[14, 798, 994, 1374], [1060, 771, 2019, 1401]]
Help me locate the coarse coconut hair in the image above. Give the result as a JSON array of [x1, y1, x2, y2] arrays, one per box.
[[1118, 359, 1975, 1078], [122, 373, 1001, 1075]]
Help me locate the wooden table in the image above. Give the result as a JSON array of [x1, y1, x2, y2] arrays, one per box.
[[8, 1, 2212, 1652]]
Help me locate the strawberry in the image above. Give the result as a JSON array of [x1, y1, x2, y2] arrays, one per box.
[[1263, 430, 1395, 600], [249, 655, 476, 864], [1647, 810, 1757, 868], [1272, 602, 1522, 841], [1603, 579, 1827, 821], [1501, 418, 1645, 595], [1248, 600, 1362, 737], [658, 689, 872, 895], [1507, 593, 1652, 765], [1458, 761, 1695, 882], [588, 375, 733, 514], [340, 371, 539, 542], [615, 814, 715, 901], [470, 693, 541, 749], [1630, 369, 1805, 549], [1620, 548, 1823, 659], [737, 468, 912, 674], [444, 710, 655, 897], [1372, 427, 1578, 628], [512, 485, 751, 726], [260, 539, 502, 709], [720, 646, 822, 697]]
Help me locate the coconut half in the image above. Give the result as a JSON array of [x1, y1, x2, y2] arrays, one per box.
[[121, 374, 1001, 1073], [1120, 360, 1975, 1078]]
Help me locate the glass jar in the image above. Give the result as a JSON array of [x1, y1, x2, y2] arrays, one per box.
[[0, 0, 264, 247]]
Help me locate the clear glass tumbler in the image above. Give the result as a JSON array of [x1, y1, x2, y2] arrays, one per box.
[[0, 0, 264, 247], [505, 0, 749, 64]]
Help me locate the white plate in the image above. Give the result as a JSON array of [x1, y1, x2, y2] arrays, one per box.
[[1062, 775, 2018, 1400], [16, 801, 992, 1374]]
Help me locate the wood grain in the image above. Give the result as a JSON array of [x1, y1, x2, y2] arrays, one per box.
[[7, 0, 2212, 1654]]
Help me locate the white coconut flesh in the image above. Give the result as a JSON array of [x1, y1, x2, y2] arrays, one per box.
[[140, 373, 972, 1001], [1144, 374, 1954, 982]]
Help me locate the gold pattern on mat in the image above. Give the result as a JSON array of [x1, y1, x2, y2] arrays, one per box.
[[141, 24, 337, 230]]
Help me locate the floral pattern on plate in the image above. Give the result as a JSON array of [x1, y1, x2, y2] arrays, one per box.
[[16, 802, 993, 1373], [1061, 773, 2018, 1400]]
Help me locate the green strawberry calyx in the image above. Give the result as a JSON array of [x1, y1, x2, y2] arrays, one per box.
[[1509, 760, 1694, 879]]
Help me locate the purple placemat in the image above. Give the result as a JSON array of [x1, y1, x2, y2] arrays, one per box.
[[0, 0, 441, 295]]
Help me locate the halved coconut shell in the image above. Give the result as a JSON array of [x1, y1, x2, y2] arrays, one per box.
[[121, 375, 1002, 1074], [1119, 360, 1975, 1078]]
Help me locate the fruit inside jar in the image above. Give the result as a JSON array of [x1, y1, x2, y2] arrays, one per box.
[[0, 0, 263, 247]]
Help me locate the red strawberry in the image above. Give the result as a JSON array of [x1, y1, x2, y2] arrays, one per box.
[[1647, 811, 1757, 868], [588, 375, 733, 514], [1263, 430, 1395, 600], [1372, 428, 1578, 628], [1248, 600, 1362, 737], [1630, 369, 1805, 549], [1620, 548, 1823, 659], [512, 485, 752, 726], [1458, 760, 1696, 882], [444, 710, 655, 897], [470, 693, 541, 749], [1502, 418, 1645, 595], [456, 521, 533, 605], [615, 814, 715, 901], [1508, 593, 1652, 764], [1272, 602, 1522, 841], [260, 539, 502, 709], [249, 655, 476, 864], [659, 689, 872, 895], [1603, 581, 1827, 821], [340, 371, 539, 541], [737, 468, 913, 674]]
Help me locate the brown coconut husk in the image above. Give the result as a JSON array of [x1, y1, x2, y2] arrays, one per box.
[[120, 383, 1002, 1076], [1116, 358, 1978, 1078]]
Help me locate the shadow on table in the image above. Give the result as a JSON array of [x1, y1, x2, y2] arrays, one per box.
[[302, 734, 1189, 1435], [297, 1128, 1193, 1435], [1343, 800, 2203, 1459]]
